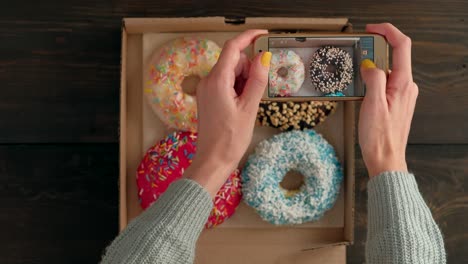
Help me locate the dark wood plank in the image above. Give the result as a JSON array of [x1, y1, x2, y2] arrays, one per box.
[[0, 144, 465, 263], [0, 24, 121, 143], [348, 144, 468, 263], [0, 144, 119, 264], [0, 0, 467, 143], [0, 0, 467, 263]]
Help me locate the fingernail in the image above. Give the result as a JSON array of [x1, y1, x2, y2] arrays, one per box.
[[261, 51, 272, 67], [361, 59, 376, 69]]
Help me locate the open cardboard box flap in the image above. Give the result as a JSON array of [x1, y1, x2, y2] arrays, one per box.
[[120, 17, 355, 263], [123, 17, 351, 33]]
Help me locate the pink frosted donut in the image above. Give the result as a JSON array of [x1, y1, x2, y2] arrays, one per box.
[[136, 131, 242, 228], [145, 37, 221, 131], [269, 49, 305, 97]]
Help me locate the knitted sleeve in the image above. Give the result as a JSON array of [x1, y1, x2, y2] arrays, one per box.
[[366, 171, 446, 263], [100, 179, 212, 264]]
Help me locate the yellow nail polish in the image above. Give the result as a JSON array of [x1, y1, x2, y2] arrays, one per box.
[[361, 59, 376, 69], [261, 51, 272, 67]]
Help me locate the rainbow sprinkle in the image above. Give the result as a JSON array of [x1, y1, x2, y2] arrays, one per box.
[[145, 38, 221, 132], [269, 49, 305, 97], [136, 131, 242, 228]]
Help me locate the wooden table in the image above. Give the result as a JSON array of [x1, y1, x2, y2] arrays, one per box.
[[0, 1, 466, 263]]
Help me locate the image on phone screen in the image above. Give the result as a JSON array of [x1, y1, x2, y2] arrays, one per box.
[[268, 36, 374, 98]]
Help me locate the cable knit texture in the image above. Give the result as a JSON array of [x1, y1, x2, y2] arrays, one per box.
[[101, 172, 446, 264], [366, 171, 446, 263], [101, 179, 212, 264]]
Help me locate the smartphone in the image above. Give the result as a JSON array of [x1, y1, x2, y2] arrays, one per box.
[[253, 33, 388, 101]]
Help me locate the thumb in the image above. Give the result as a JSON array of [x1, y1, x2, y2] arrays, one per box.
[[238, 51, 271, 109], [360, 59, 387, 102]]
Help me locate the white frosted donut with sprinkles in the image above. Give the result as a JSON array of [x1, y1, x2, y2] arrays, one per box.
[[145, 37, 221, 131], [268, 49, 305, 97], [241, 130, 343, 225]]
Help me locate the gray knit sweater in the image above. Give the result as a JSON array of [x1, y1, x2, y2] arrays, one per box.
[[101, 172, 446, 263]]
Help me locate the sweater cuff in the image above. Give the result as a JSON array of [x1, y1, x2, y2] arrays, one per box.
[[142, 179, 213, 243], [367, 171, 430, 233]]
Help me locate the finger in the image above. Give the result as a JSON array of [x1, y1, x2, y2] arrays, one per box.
[[234, 76, 247, 96], [238, 51, 271, 109], [215, 29, 268, 71], [234, 52, 250, 78], [366, 23, 412, 77], [234, 53, 251, 96], [360, 59, 387, 103]]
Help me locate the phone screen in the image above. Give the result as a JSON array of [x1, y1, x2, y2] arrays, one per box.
[[267, 36, 374, 98]]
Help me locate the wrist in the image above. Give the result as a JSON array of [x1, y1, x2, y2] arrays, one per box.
[[185, 156, 236, 198], [366, 159, 408, 178]]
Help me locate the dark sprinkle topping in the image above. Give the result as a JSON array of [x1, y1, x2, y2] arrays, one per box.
[[309, 46, 354, 93]]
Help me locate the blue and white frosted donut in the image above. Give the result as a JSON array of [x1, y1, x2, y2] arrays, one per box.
[[241, 130, 343, 225]]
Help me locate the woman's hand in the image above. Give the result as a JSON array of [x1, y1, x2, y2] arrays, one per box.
[[359, 23, 418, 178], [187, 30, 272, 196]]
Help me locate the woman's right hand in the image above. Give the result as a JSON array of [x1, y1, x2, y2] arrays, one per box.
[[186, 30, 271, 197], [358, 23, 419, 178]]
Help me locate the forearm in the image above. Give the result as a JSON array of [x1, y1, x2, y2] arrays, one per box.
[[101, 179, 212, 264], [366, 171, 446, 264]]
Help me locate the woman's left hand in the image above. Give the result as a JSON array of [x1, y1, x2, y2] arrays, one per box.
[[186, 29, 272, 197]]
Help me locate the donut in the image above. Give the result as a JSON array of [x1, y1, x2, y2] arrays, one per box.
[[256, 101, 338, 131], [145, 37, 221, 131], [136, 131, 242, 228], [241, 130, 343, 225], [325, 91, 345, 97], [310, 46, 354, 94], [268, 49, 305, 97]]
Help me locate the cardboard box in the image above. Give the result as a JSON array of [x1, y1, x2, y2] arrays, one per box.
[[120, 17, 355, 264]]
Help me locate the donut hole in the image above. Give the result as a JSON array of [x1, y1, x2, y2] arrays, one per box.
[[277, 67, 289, 78], [325, 64, 337, 74], [181, 75, 200, 96], [280, 170, 305, 196]]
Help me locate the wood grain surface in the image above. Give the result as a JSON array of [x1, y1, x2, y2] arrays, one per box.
[[0, 0, 467, 143], [0, 0, 466, 263], [0, 144, 465, 263], [0, 144, 119, 264]]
